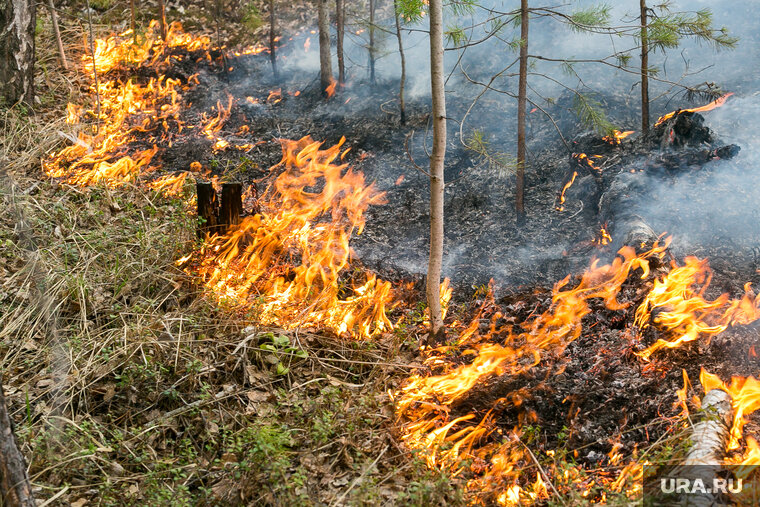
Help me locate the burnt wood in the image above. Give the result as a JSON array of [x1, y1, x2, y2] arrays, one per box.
[[0, 382, 35, 507], [196, 182, 219, 237], [220, 183, 243, 228]]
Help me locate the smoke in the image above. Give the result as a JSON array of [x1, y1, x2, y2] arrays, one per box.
[[248, 0, 759, 289], [619, 95, 760, 260]]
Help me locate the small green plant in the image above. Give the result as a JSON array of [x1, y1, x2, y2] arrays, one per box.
[[258, 332, 307, 375], [90, 0, 115, 11], [242, 3, 263, 31]]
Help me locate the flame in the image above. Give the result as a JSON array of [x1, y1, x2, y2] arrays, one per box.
[[325, 78, 338, 98], [267, 88, 283, 104], [149, 172, 190, 197], [47, 22, 206, 188], [84, 21, 210, 75], [654, 93, 734, 127], [699, 369, 760, 458], [189, 136, 394, 338], [602, 130, 634, 145], [592, 223, 612, 246], [635, 256, 760, 360], [555, 171, 577, 212], [201, 96, 234, 139], [396, 239, 670, 502]]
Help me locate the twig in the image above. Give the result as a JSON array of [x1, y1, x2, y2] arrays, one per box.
[[84, 0, 102, 132], [516, 435, 566, 506], [332, 445, 388, 506]]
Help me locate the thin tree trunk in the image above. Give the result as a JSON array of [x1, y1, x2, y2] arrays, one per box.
[[427, 0, 446, 340], [158, 0, 167, 40], [0, 0, 36, 105], [394, 0, 406, 125], [269, 0, 278, 81], [640, 0, 649, 135], [0, 382, 35, 507], [317, 0, 333, 95], [515, 0, 529, 225], [336, 0, 345, 84], [84, 0, 102, 130], [46, 0, 68, 70], [369, 0, 376, 85], [130, 0, 137, 43]]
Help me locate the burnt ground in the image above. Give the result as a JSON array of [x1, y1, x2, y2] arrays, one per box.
[[162, 47, 760, 295], [114, 42, 760, 496]]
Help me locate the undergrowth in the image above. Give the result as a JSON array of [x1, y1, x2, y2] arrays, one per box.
[[0, 173, 465, 504]]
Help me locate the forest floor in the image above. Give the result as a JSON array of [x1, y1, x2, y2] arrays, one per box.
[[2, 1, 760, 506]]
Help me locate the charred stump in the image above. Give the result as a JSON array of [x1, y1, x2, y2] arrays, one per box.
[[196, 182, 243, 237], [197, 182, 219, 237], [0, 382, 35, 507], [220, 183, 243, 228]]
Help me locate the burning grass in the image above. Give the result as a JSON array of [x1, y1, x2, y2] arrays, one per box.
[[0, 173, 462, 504]]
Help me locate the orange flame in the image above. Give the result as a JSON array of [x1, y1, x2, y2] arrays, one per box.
[[602, 130, 634, 145], [190, 136, 393, 338], [654, 93, 734, 127], [555, 171, 578, 212], [325, 78, 338, 98], [635, 256, 760, 360], [592, 223, 612, 246], [396, 239, 671, 502], [267, 88, 283, 104], [47, 22, 206, 188]]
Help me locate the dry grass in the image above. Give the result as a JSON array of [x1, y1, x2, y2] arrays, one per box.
[[0, 169, 467, 505]]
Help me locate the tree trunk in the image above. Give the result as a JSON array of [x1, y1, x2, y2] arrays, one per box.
[[427, 0, 446, 340], [46, 0, 67, 70], [158, 0, 167, 40], [0, 0, 36, 106], [336, 0, 345, 84], [317, 0, 333, 95], [640, 0, 649, 135], [0, 382, 35, 507], [515, 0, 529, 225], [130, 0, 137, 43], [394, 0, 406, 125], [269, 0, 279, 81], [369, 0, 376, 85]]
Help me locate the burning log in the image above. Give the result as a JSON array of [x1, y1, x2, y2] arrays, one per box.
[[673, 389, 733, 507], [683, 389, 733, 466], [0, 382, 35, 507], [197, 182, 219, 237], [220, 183, 243, 227]]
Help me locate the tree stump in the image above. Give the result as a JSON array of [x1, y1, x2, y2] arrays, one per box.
[[220, 183, 243, 228], [197, 182, 219, 237]]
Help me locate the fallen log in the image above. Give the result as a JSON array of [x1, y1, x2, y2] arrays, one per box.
[[0, 382, 35, 507], [674, 388, 733, 507], [684, 388, 733, 466]]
